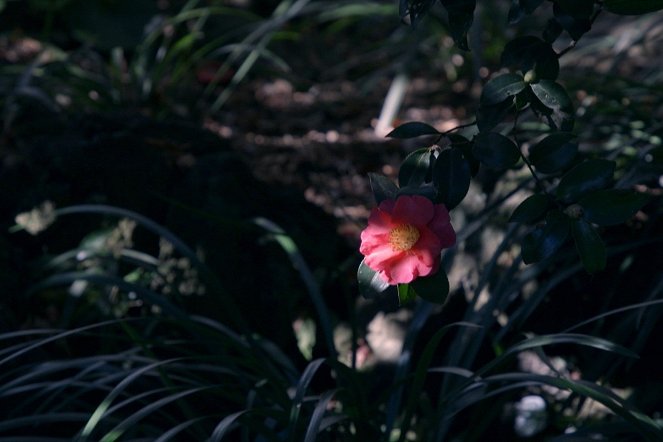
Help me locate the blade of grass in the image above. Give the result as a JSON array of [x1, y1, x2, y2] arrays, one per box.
[[303, 389, 338, 442], [253, 218, 337, 360], [287, 358, 327, 441]]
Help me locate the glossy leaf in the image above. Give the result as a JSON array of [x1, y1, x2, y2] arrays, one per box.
[[579, 189, 649, 226], [522, 210, 570, 264], [501, 36, 559, 80], [433, 147, 471, 210], [529, 132, 577, 173], [368, 173, 398, 204], [605, 0, 663, 15], [358, 259, 389, 299], [397, 283, 417, 305], [481, 73, 527, 106], [411, 269, 450, 304], [509, 193, 550, 224], [399, 148, 433, 187], [440, 0, 477, 51], [530, 81, 573, 130], [387, 121, 440, 139], [556, 159, 615, 203], [572, 219, 606, 273], [472, 132, 520, 169]]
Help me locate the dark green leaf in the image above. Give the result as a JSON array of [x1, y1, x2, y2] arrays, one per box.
[[509, 193, 550, 223], [368, 173, 398, 204], [556, 159, 615, 203], [433, 147, 471, 210], [529, 132, 577, 173], [579, 189, 649, 226], [558, 0, 594, 18], [440, 0, 477, 51], [397, 183, 437, 201], [543, 17, 564, 43], [553, 3, 591, 40], [398, 283, 417, 305], [572, 219, 606, 273], [476, 99, 514, 131], [605, 0, 663, 15], [522, 0, 545, 13], [473, 132, 521, 169], [411, 269, 450, 304], [507, 0, 545, 23], [400, 0, 436, 26], [530, 81, 574, 131], [522, 210, 570, 264], [358, 259, 390, 299], [399, 148, 433, 187], [450, 134, 480, 176], [508, 0, 525, 24], [387, 121, 440, 139], [501, 36, 559, 80], [481, 73, 527, 106]]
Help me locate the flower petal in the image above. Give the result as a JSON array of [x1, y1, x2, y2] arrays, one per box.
[[378, 198, 396, 214], [412, 227, 442, 266], [363, 243, 400, 271], [361, 206, 395, 238], [428, 205, 456, 248], [392, 195, 434, 226], [384, 252, 436, 284]]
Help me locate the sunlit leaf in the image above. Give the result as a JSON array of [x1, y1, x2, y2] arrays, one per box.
[[530, 80, 574, 130], [572, 219, 606, 273], [358, 259, 390, 299], [368, 173, 398, 204], [579, 189, 649, 226], [481, 73, 527, 106], [387, 121, 440, 139], [399, 148, 433, 187], [472, 132, 520, 169], [556, 159, 615, 203]]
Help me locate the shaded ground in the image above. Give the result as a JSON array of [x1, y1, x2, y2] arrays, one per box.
[[207, 75, 470, 242]]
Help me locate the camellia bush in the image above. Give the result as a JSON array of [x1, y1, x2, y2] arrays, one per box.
[[358, 0, 657, 303]]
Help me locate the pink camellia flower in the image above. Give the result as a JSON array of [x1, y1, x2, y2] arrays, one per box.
[[360, 195, 456, 285]]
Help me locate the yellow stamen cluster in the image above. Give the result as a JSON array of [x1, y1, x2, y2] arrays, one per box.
[[388, 224, 420, 251]]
